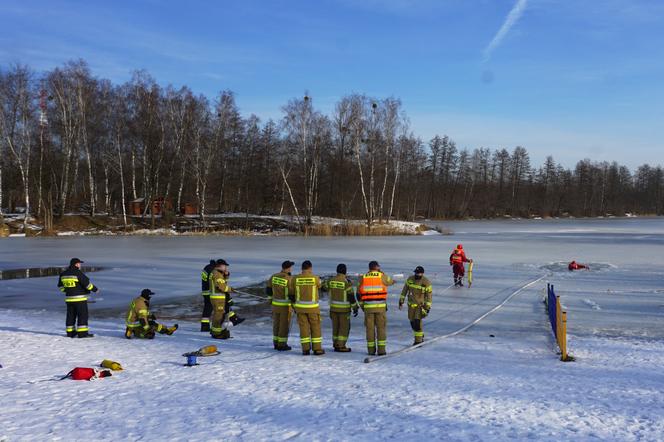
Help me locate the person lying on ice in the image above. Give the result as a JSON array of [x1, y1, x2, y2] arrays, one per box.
[[125, 289, 178, 339], [568, 261, 589, 271], [450, 244, 472, 287]]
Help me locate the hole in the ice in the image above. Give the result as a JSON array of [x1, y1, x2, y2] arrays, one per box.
[[0, 266, 106, 280], [539, 262, 616, 272]]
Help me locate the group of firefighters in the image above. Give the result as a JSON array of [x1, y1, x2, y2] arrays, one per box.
[[58, 245, 476, 355]]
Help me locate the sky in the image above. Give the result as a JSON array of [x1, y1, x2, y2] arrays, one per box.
[[0, 0, 662, 168]]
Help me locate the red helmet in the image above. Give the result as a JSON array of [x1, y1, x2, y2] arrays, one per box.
[[457, 244, 463, 249]]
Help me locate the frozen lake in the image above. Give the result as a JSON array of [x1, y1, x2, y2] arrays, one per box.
[[2, 217, 664, 440], [1, 216, 662, 338]]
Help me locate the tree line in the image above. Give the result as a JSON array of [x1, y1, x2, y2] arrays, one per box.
[[1, 60, 662, 232]]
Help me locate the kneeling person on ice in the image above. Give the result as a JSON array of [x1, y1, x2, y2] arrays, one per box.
[[358, 261, 395, 356], [399, 266, 432, 345], [288, 260, 324, 356], [210, 259, 234, 340], [125, 289, 178, 339], [322, 263, 359, 352], [57, 257, 99, 338], [450, 244, 472, 287]]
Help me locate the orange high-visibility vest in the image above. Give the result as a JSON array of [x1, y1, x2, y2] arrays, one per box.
[[358, 271, 388, 301]]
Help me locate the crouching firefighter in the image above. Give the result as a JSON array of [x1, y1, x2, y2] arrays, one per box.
[[322, 263, 358, 352], [399, 266, 433, 345], [57, 257, 99, 338], [358, 261, 395, 356], [201, 259, 244, 332], [266, 260, 295, 351], [210, 259, 234, 339], [125, 289, 178, 339]]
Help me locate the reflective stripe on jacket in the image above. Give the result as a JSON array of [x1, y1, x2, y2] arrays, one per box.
[[57, 266, 96, 303], [325, 274, 357, 312], [358, 271, 393, 309], [210, 269, 230, 300], [268, 272, 292, 307], [289, 270, 321, 313]]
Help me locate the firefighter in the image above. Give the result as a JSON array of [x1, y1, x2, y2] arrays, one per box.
[[125, 289, 178, 339], [209, 259, 233, 339], [202, 259, 244, 332], [57, 258, 98, 338], [399, 266, 433, 345], [288, 260, 324, 356], [322, 263, 359, 352], [200, 259, 216, 332], [450, 244, 472, 287], [266, 260, 295, 351], [358, 261, 395, 356]]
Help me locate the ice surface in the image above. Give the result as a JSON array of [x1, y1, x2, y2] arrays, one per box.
[[1, 217, 663, 440]]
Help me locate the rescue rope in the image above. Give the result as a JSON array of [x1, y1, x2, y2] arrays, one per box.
[[232, 289, 270, 301], [363, 274, 547, 363]]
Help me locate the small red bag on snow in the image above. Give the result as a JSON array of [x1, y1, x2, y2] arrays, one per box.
[[63, 367, 112, 381]]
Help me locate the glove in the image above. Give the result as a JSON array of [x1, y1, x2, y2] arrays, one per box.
[[353, 307, 359, 317], [224, 271, 230, 278], [398, 301, 404, 310]]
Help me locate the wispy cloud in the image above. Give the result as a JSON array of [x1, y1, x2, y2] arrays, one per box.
[[483, 0, 528, 62]]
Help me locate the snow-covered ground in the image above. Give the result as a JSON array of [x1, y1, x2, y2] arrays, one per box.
[[1, 217, 663, 440]]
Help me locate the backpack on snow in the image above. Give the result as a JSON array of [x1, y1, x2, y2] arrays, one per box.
[[62, 367, 112, 381]]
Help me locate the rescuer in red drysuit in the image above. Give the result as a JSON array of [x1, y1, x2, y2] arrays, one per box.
[[449, 244, 472, 287]]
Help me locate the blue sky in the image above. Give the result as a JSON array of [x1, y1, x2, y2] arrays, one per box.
[[1, 0, 662, 168]]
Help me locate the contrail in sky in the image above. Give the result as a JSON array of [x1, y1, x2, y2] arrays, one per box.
[[483, 0, 528, 62]]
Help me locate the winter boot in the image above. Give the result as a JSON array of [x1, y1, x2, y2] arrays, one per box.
[[313, 349, 325, 356], [367, 348, 376, 356], [165, 324, 178, 335], [200, 322, 210, 332], [67, 331, 77, 338], [336, 346, 351, 353], [277, 344, 292, 351], [77, 332, 94, 338], [229, 315, 245, 326], [302, 350, 311, 356], [125, 328, 133, 339], [219, 329, 231, 339], [377, 348, 387, 356]]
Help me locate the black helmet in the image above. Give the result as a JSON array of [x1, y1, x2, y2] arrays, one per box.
[[141, 288, 155, 299], [70, 257, 84, 267], [369, 260, 380, 270], [216, 259, 229, 266], [336, 263, 347, 275], [302, 260, 313, 270], [414, 266, 425, 274]]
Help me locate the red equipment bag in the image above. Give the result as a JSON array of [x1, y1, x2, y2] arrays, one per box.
[[63, 367, 112, 381]]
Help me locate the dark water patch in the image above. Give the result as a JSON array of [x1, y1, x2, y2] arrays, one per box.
[[0, 266, 106, 281]]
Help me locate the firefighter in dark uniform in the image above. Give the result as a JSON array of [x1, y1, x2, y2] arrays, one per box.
[[200, 259, 216, 331], [125, 289, 178, 339], [322, 263, 359, 352], [201, 259, 244, 332], [57, 258, 98, 338], [399, 266, 433, 345], [266, 260, 295, 351]]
